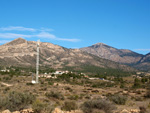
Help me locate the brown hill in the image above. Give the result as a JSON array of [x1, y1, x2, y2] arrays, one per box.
[[80, 43, 143, 64], [0, 38, 135, 73], [134, 53, 150, 71], [80, 43, 150, 72]]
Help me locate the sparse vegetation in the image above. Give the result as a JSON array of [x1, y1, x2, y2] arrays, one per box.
[[0, 66, 150, 113], [145, 89, 150, 98], [32, 99, 54, 113], [62, 101, 78, 111], [45, 91, 64, 100], [108, 94, 127, 105], [0, 91, 35, 111], [139, 106, 147, 113], [32, 99, 46, 113], [81, 98, 116, 113], [92, 81, 115, 88], [132, 78, 142, 88]]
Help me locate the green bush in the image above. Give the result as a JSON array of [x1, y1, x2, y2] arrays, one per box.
[[64, 86, 73, 92], [145, 89, 150, 98], [132, 78, 141, 88], [26, 82, 34, 85], [32, 99, 54, 113], [109, 94, 127, 105], [139, 106, 147, 113], [32, 99, 46, 113], [0, 91, 35, 111], [62, 101, 78, 111], [48, 81, 53, 85], [81, 98, 116, 113], [68, 95, 79, 100], [4, 87, 10, 92], [92, 82, 114, 88], [45, 91, 64, 100]]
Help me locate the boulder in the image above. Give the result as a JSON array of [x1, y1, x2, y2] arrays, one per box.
[[20, 108, 34, 113], [1, 110, 11, 113], [12, 111, 20, 113], [120, 109, 130, 113], [52, 108, 64, 113], [52, 108, 83, 113], [130, 109, 140, 113]]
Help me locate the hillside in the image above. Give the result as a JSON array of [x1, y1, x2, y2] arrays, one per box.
[[80, 43, 150, 71], [80, 43, 143, 64], [0, 38, 135, 73], [133, 53, 150, 71]]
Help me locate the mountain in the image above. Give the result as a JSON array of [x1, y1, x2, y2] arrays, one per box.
[[80, 43, 143, 64], [133, 53, 150, 71], [0, 38, 135, 73], [80, 43, 150, 72]]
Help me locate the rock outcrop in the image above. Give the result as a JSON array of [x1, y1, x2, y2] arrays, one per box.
[[52, 108, 83, 113]]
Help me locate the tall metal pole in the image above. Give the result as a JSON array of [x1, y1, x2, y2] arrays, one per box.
[[36, 40, 40, 83]]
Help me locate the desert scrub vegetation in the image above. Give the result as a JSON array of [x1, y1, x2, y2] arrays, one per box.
[[108, 94, 127, 105], [139, 106, 147, 113], [132, 78, 142, 89], [81, 98, 116, 113], [68, 94, 79, 100], [144, 89, 150, 98], [32, 99, 54, 113], [0, 91, 35, 112], [91, 81, 115, 88], [64, 86, 73, 92], [32, 99, 46, 113], [61, 101, 78, 111], [45, 91, 64, 100]]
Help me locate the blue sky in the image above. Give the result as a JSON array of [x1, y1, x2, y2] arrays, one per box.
[[0, 0, 149, 54]]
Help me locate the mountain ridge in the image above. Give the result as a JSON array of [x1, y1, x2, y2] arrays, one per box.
[[0, 38, 135, 73], [80, 43, 150, 71]]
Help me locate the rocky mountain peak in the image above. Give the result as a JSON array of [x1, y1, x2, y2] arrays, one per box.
[[91, 42, 109, 48], [93, 42, 106, 46], [80, 43, 143, 65], [5, 37, 27, 46]]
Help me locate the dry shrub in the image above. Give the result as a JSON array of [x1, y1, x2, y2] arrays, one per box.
[[81, 98, 116, 113], [0, 91, 35, 111], [62, 101, 78, 111]]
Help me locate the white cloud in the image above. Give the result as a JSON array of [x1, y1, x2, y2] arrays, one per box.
[[36, 32, 56, 39], [0, 26, 54, 32], [134, 49, 150, 51], [0, 33, 32, 38], [56, 38, 80, 42], [0, 26, 36, 32], [36, 32, 80, 42], [0, 40, 11, 44], [0, 32, 80, 42], [40, 27, 54, 32], [0, 26, 80, 42]]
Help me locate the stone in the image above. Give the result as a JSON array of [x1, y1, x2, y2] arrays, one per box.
[[20, 108, 34, 113], [52, 108, 64, 113], [120, 109, 130, 113], [130, 109, 140, 113], [12, 111, 20, 113], [1, 110, 11, 113]]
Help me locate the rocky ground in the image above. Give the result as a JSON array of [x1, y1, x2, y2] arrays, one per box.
[[0, 74, 150, 113]]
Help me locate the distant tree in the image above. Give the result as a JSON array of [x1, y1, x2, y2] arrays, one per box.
[[141, 78, 148, 83], [132, 78, 141, 88]]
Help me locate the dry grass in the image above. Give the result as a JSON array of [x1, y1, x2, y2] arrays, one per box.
[[0, 75, 150, 113]]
